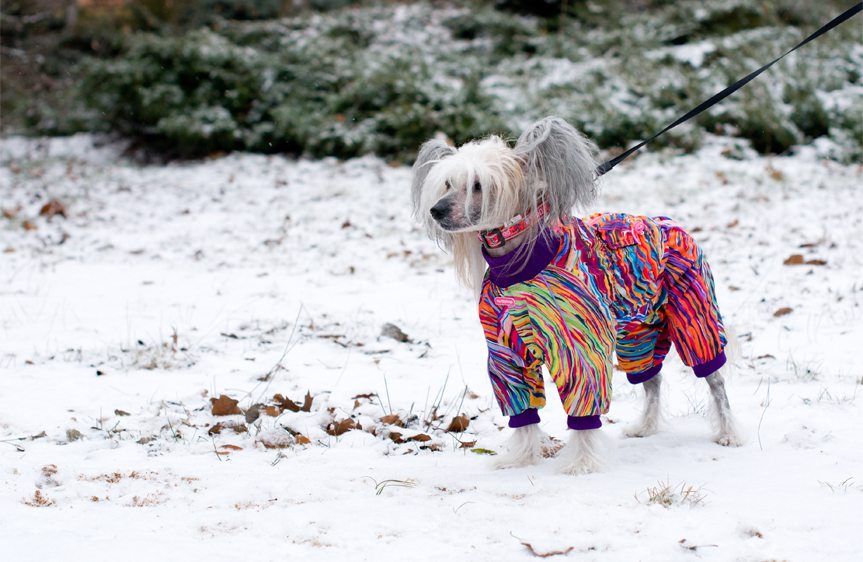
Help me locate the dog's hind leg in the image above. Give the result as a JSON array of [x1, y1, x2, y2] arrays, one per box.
[[706, 369, 742, 447], [490, 425, 557, 470], [625, 374, 663, 438], [555, 428, 612, 475]]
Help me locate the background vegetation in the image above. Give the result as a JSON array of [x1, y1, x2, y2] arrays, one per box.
[[1, 0, 860, 162]]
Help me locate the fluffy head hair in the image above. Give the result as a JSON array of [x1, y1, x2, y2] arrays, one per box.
[[411, 117, 600, 293]]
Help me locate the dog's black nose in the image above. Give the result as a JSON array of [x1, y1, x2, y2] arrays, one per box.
[[430, 202, 447, 221]]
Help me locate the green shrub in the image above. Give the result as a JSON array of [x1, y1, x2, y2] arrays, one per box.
[[14, 0, 860, 163]]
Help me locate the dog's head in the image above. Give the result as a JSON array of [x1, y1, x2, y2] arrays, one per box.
[[410, 117, 600, 291], [412, 117, 599, 239]]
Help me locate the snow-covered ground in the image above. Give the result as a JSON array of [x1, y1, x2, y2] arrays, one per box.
[[1, 134, 860, 561]]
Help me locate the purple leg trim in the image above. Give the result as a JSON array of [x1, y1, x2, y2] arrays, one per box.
[[627, 363, 663, 385], [509, 408, 541, 428], [567, 415, 601, 430], [693, 351, 727, 378]]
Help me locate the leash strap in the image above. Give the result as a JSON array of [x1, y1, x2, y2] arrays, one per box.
[[595, 2, 863, 176]]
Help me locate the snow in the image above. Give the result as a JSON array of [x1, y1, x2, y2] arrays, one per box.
[[1, 134, 861, 560]]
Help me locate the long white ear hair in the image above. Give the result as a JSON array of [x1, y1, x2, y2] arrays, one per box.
[[411, 139, 457, 248], [411, 138, 487, 296], [513, 116, 600, 223]]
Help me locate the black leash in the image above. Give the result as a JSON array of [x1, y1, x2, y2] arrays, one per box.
[[595, 1, 862, 176]]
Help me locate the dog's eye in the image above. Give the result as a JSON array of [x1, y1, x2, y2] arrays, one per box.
[[445, 180, 452, 191], [473, 181, 482, 193]]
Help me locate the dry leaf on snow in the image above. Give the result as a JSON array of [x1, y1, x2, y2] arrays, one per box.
[[211, 395, 242, 416], [774, 307, 793, 317], [40, 199, 67, 218], [274, 393, 300, 412], [379, 414, 403, 426], [327, 419, 361, 436], [445, 414, 470, 433], [511, 533, 574, 558]]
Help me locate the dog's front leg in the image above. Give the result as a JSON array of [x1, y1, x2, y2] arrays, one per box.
[[491, 424, 557, 470], [555, 428, 612, 475]]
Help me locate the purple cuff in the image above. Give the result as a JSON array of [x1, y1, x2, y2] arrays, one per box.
[[627, 362, 663, 385], [693, 351, 727, 378], [483, 227, 561, 288], [567, 415, 601, 430], [509, 408, 541, 428]]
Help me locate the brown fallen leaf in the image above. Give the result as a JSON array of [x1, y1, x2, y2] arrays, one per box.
[[726, 219, 738, 228], [208, 423, 225, 436], [210, 395, 242, 416], [263, 405, 282, 417], [327, 418, 361, 436], [805, 259, 826, 266], [459, 440, 477, 449], [756, 354, 776, 359], [381, 323, 410, 343], [774, 307, 793, 317], [22, 220, 37, 231], [274, 393, 300, 412], [379, 414, 403, 426], [114, 409, 130, 417], [296, 435, 311, 445], [389, 431, 405, 444], [511, 533, 574, 558], [40, 199, 66, 218], [408, 433, 432, 442], [301, 392, 313, 412], [220, 444, 242, 451], [244, 403, 263, 423], [783, 254, 804, 265], [446, 414, 470, 433]]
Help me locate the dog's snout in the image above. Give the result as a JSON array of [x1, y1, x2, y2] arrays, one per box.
[[430, 201, 448, 221]]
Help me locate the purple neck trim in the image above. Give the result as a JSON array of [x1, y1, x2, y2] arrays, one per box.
[[482, 227, 561, 288]]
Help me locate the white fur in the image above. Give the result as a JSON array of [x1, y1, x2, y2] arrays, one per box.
[[710, 328, 743, 446], [555, 428, 612, 475], [707, 367, 743, 446], [490, 424, 558, 470], [625, 374, 664, 438]]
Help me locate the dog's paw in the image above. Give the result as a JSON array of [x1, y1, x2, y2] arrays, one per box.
[[624, 420, 660, 439], [556, 458, 603, 475], [489, 425, 556, 470], [716, 432, 743, 447], [554, 428, 611, 475], [490, 452, 538, 470]]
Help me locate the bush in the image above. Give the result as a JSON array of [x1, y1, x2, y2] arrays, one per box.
[[9, 0, 862, 163]]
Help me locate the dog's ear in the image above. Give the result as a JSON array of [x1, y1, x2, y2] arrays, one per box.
[[514, 117, 599, 219], [411, 139, 457, 220]]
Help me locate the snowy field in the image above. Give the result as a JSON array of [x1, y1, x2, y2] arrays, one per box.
[[1, 134, 861, 561]]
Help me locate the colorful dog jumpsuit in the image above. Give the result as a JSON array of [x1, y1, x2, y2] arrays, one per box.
[[478, 213, 727, 430]]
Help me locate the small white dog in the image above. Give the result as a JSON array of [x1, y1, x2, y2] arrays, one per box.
[[411, 117, 740, 474]]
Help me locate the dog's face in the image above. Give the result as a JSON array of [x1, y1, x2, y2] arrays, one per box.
[[422, 136, 526, 233]]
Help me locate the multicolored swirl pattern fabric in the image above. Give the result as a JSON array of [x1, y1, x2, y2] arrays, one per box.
[[478, 213, 726, 418]]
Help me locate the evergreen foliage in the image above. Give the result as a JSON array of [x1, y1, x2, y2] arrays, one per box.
[[3, 0, 860, 162]]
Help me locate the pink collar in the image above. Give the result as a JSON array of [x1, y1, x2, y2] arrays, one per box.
[[477, 202, 550, 249]]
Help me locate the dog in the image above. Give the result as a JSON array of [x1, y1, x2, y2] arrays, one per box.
[[411, 117, 741, 474]]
